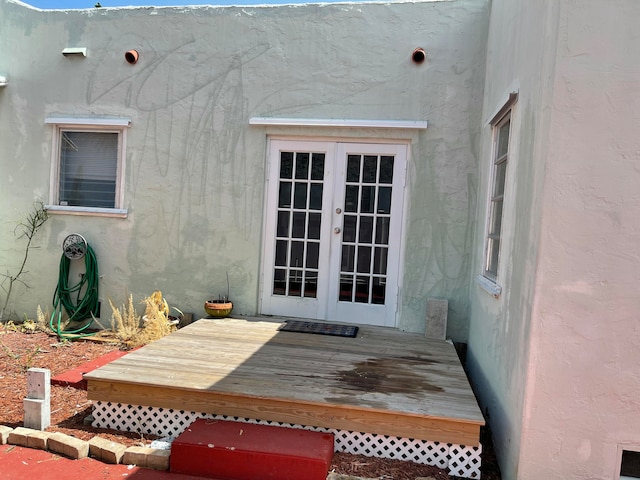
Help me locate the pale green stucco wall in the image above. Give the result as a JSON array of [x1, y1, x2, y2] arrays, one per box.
[[0, 0, 489, 339], [466, 0, 559, 477]]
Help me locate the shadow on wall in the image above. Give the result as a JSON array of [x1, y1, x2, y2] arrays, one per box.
[[465, 348, 513, 479]]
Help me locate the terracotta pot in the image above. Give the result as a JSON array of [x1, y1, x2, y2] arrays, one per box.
[[204, 300, 233, 318]]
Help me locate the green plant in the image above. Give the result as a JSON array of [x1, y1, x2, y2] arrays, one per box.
[[0, 340, 20, 361], [0, 341, 42, 372], [0, 202, 49, 322], [23, 345, 41, 370]]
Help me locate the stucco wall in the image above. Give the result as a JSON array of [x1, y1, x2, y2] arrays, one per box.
[[468, 0, 640, 479], [517, 1, 640, 478], [466, 0, 559, 477], [0, 0, 488, 339]]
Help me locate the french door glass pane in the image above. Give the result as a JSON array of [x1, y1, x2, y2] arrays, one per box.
[[341, 245, 355, 272], [379, 156, 394, 183], [375, 218, 390, 245], [272, 150, 325, 298], [361, 186, 375, 213], [294, 183, 307, 209], [292, 212, 306, 238], [373, 247, 388, 275], [308, 213, 321, 239], [338, 152, 394, 306], [275, 240, 287, 266], [343, 216, 357, 242], [289, 270, 302, 296], [355, 276, 370, 303], [273, 269, 286, 295], [377, 187, 392, 214], [359, 216, 373, 243], [280, 152, 293, 178], [306, 242, 319, 269], [339, 274, 353, 301], [309, 184, 323, 210], [276, 211, 289, 237], [363, 156, 377, 183], [357, 246, 372, 274], [304, 272, 318, 298], [290, 241, 304, 268], [311, 154, 324, 180], [347, 155, 360, 182], [345, 186, 359, 212], [278, 182, 292, 208], [372, 277, 386, 305], [295, 153, 309, 179]]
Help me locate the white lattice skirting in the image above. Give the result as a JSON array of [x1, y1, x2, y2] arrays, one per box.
[[92, 401, 482, 478]]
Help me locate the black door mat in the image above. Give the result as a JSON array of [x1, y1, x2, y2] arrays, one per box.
[[278, 320, 359, 338]]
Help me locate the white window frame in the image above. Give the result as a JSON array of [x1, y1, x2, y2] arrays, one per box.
[[45, 117, 130, 217], [483, 110, 511, 283]]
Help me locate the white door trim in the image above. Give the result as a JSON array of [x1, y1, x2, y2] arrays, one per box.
[[260, 138, 409, 327]]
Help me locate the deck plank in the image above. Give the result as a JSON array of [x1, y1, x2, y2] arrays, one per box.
[[85, 317, 484, 446]]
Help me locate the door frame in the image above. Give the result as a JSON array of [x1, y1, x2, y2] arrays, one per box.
[[259, 135, 410, 328]]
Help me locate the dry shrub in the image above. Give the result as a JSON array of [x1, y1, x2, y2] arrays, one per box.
[[103, 295, 141, 348], [137, 294, 175, 345], [96, 293, 176, 349], [1, 306, 54, 335], [36, 305, 53, 333]]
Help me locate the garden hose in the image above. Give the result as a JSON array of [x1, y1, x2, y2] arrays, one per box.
[[50, 244, 100, 339]]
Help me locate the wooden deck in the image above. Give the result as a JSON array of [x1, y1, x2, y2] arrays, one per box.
[[85, 317, 484, 446]]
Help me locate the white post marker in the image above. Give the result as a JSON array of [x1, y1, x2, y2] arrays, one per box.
[[24, 368, 51, 430]]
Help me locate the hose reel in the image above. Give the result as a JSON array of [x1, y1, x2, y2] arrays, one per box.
[[62, 233, 88, 260], [50, 234, 100, 338]]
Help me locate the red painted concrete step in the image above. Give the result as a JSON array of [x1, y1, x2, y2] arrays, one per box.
[[171, 419, 334, 480], [51, 349, 131, 390]]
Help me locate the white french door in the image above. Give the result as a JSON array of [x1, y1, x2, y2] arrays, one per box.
[[260, 140, 407, 327]]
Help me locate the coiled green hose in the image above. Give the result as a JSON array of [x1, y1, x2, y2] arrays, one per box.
[[50, 244, 99, 338]]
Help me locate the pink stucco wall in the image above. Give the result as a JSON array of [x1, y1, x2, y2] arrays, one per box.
[[469, 1, 640, 479]]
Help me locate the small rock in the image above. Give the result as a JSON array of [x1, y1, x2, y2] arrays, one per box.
[[150, 436, 174, 450], [326, 473, 379, 480]]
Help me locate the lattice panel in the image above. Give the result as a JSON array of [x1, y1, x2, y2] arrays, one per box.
[[449, 443, 483, 478], [333, 430, 449, 468], [92, 401, 481, 478]]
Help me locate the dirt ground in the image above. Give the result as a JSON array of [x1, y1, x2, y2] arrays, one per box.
[[0, 327, 501, 480]]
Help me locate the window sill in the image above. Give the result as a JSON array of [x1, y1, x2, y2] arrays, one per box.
[[46, 205, 128, 218], [475, 275, 502, 298]]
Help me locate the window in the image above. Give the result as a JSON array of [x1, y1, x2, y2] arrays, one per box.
[[484, 111, 511, 281], [46, 117, 129, 216]]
